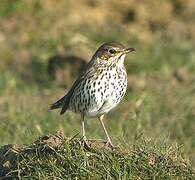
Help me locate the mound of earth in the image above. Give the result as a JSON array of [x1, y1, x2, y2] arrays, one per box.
[[0, 132, 194, 179]]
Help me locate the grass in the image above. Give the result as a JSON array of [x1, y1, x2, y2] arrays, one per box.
[[0, 40, 194, 179], [0, 0, 195, 179], [0, 134, 194, 179]]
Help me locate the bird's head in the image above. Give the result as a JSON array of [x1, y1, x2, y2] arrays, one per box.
[[92, 42, 135, 66]]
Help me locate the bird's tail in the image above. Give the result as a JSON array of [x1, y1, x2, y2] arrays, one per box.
[[50, 96, 66, 110]]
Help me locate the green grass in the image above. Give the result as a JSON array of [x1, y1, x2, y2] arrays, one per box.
[[0, 0, 195, 178], [0, 40, 194, 178], [0, 134, 194, 179]]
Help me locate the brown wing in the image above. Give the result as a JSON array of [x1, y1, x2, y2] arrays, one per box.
[[60, 75, 85, 114], [60, 63, 95, 115]]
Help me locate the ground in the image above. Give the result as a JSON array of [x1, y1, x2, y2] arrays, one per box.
[[0, 133, 194, 179], [0, 0, 195, 179]]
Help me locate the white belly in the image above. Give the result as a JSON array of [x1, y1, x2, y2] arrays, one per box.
[[70, 65, 127, 118], [85, 71, 127, 117]]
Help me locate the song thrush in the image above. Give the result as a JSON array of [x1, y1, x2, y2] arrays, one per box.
[[50, 42, 135, 147]]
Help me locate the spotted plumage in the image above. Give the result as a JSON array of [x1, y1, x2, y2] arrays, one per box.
[[50, 42, 135, 147]]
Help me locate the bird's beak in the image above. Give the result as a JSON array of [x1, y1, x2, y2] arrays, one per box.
[[123, 47, 136, 54]]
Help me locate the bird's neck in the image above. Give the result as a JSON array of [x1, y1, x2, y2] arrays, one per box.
[[116, 54, 126, 68], [89, 54, 126, 69]]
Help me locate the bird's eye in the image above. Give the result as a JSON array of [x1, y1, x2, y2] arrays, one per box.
[[108, 49, 116, 54]]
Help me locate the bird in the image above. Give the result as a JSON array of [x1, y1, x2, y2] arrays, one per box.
[[50, 42, 135, 148]]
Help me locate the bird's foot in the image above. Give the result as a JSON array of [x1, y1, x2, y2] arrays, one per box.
[[80, 137, 91, 149], [105, 140, 115, 149]]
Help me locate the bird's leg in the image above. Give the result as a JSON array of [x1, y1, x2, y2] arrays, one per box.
[[81, 116, 90, 149], [99, 115, 114, 148]]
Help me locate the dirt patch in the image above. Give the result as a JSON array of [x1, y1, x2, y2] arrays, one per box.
[[0, 133, 65, 177], [0, 132, 193, 179], [0, 132, 127, 177], [47, 55, 87, 87]]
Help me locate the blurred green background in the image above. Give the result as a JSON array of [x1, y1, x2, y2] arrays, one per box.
[[0, 0, 194, 167]]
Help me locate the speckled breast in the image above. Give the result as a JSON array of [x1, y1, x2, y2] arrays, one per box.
[[69, 65, 127, 118]]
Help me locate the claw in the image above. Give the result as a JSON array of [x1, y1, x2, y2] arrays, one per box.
[[83, 140, 91, 149], [105, 140, 115, 148], [80, 136, 91, 149]]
